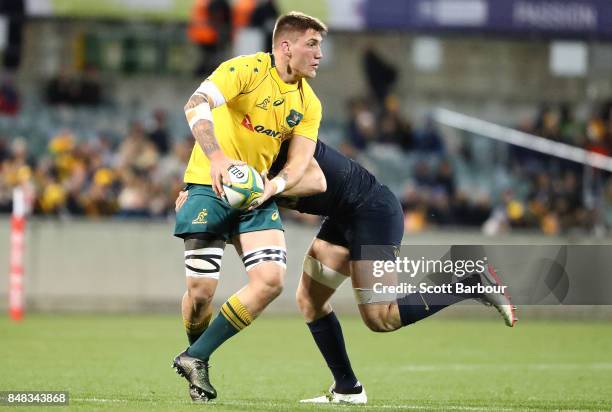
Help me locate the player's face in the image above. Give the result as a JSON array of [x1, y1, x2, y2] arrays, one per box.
[[289, 29, 323, 79]]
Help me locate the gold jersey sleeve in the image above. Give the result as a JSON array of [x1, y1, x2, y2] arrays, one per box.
[[184, 52, 321, 185]]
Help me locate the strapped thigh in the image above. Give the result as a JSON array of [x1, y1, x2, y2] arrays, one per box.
[[302, 254, 348, 290], [184, 235, 224, 279], [241, 246, 287, 271]]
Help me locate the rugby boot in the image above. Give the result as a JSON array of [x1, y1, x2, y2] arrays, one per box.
[[172, 350, 217, 401]]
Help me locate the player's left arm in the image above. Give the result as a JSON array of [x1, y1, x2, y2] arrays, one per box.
[[250, 135, 323, 209], [278, 157, 326, 197]]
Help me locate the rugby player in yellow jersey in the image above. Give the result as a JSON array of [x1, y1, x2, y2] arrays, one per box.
[[172, 12, 328, 401]]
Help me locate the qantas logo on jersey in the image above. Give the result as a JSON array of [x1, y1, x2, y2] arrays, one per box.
[[242, 114, 254, 131], [241, 114, 281, 138]]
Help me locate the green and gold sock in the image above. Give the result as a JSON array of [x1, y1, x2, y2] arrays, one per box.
[[187, 295, 253, 361], [184, 311, 212, 345]]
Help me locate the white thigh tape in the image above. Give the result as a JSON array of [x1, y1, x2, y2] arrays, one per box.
[[242, 246, 287, 271], [185, 247, 223, 279], [303, 255, 348, 290]]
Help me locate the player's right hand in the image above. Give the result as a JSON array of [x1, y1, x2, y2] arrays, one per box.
[[209, 154, 245, 198]]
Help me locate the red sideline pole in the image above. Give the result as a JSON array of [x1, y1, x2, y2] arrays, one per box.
[[9, 187, 26, 321]]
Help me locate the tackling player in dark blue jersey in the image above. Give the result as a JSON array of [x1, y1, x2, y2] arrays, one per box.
[[269, 140, 516, 404]]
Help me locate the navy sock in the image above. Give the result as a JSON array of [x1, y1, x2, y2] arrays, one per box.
[[307, 312, 358, 392], [397, 277, 479, 326]]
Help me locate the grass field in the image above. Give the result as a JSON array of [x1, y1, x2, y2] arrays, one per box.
[[1, 314, 611, 411]]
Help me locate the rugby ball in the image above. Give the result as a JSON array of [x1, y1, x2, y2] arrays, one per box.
[[223, 164, 264, 210]]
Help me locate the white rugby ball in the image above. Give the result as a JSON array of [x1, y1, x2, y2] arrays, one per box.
[[223, 164, 264, 209]]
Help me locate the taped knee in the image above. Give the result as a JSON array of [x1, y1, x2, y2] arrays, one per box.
[[242, 246, 287, 271], [353, 287, 397, 305], [303, 255, 348, 290], [185, 247, 223, 279]]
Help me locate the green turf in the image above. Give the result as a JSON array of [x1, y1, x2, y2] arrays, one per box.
[[1, 314, 611, 411]]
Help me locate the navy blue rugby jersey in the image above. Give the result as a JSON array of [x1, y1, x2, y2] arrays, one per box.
[[270, 139, 381, 217]]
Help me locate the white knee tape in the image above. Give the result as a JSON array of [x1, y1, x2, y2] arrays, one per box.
[[185, 247, 223, 279], [242, 246, 287, 271], [303, 255, 348, 290], [354, 288, 397, 304]]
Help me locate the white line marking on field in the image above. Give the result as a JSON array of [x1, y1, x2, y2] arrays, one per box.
[[218, 400, 520, 411], [72, 398, 128, 403], [387, 363, 612, 372]]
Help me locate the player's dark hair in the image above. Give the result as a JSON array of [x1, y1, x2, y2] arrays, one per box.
[[272, 11, 328, 47]]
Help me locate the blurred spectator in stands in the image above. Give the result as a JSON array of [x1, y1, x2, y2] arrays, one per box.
[[400, 183, 427, 233], [553, 171, 589, 233], [233, 0, 256, 34], [38, 173, 66, 215], [414, 115, 444, 154], [117, 168, 150, 218], [434, 159, 456, 199], [148, 109, 171, 155], [482, 190, 524, 235], [527, 172, 552, 225], [154, 137, 192, 184], [413, 160, 433, 188], [0, 137, 12, 212], [82, 168, 118, 217], [378, 95, 413, 151], [341, 97, 376, 157], [0, 136, 9, 162], [0, 75, 20, 115], [46, 67, 101, 106], [533, 104, 561, 141], [362, 46, 398, 104], [78, 66, 102, 106], [117, 122, 159, 172], [189, 0, 232, 76], [7, 137, 32, 170], [559, 103, 583, 146], [585, 115, 609, 156], [46, 68, 79, 105], [250, 0, 279, 52]]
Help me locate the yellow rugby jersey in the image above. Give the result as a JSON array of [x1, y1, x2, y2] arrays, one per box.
[[184, 52, 322, 185]]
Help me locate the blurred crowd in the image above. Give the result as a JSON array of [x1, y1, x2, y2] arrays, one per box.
[[0, 111, 188, 218], [338, 92, 612, 235]]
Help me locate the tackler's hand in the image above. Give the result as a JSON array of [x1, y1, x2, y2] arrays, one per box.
[[175, 190, 188, 212], [248, 170, 275, 210]]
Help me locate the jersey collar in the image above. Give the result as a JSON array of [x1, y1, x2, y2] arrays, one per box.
[[269, 53, 300, 94]]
